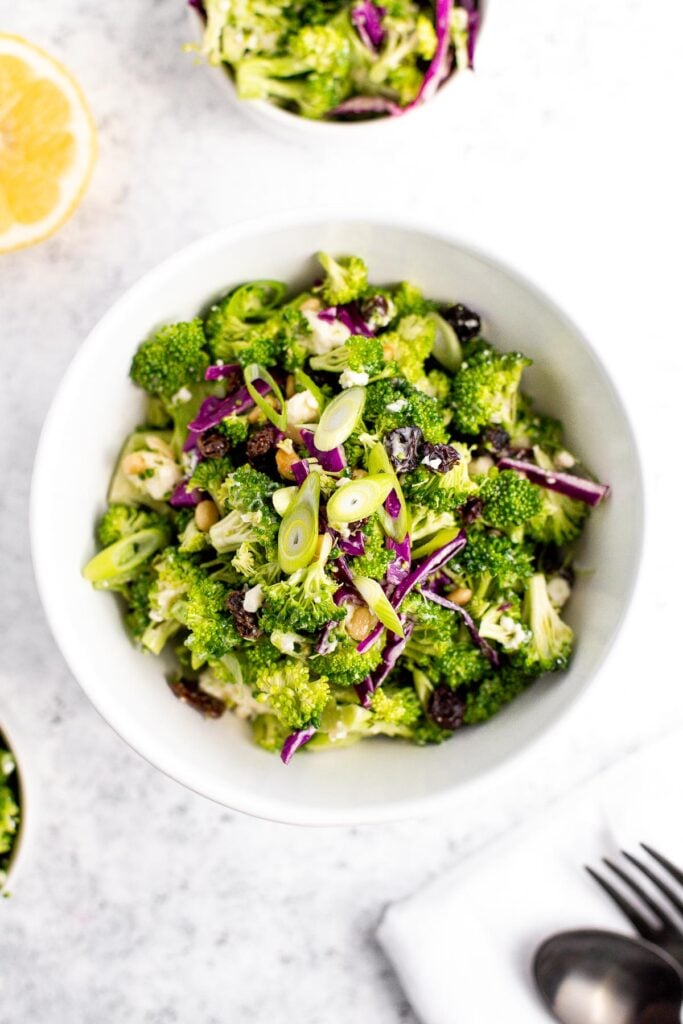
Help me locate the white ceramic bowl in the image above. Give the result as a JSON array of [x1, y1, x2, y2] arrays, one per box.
[[0, 708, 33, 892], [189, 4, 485, 140], [31, 215, 643, 826]]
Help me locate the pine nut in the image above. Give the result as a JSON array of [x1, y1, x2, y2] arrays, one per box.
[[346, 605, 378, 641], [195, 499, 219, 532], [446, 587, 473, 606]]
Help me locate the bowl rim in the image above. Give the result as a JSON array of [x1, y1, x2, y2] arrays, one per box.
[[0, 708, 33, 889], [30, 211, 645, 826], [187, 2, 485, 135]]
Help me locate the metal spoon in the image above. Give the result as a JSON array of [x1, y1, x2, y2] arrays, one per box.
[[534, 929, 683, 1024]]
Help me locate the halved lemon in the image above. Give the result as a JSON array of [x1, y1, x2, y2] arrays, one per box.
[[0, 34, 96, 253]]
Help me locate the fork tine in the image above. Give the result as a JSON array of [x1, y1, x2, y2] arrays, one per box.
[[641, 844, 683, 887], [585, 865, 657, 940], [622, 850, 683, 918], [603, 857, 678, 930]]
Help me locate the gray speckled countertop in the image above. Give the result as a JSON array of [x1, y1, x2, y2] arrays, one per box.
[[0, 1, 681, 1021]]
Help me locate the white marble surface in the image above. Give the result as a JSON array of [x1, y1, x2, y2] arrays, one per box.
[[0, 1, 681, 1021]]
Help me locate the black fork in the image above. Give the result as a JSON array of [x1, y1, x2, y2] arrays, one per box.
[[586, 844, 683, 967]]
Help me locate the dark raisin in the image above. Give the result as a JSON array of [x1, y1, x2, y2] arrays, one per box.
[[460, 497, 484, 524], [421, 442, 460, 474], [246, 423, 279, 474], [358, 293, 392, 328], [383, 426, 424, 473], [167, 678, 225, 718], [442, 303, 481, 342], [220, 366, 243, 395], [482, 426, 510, 453], [226, 590, 263, 640], [198, 428, 231, 459], [429, 686, 466, 730]]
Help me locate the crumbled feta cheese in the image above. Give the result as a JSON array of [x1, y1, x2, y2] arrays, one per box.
[[554, 450, 576, 470], [271, 631, 300, 654], [302, 309, 350, 354], [547, 576, 572, 608], [499, 615, 529, 651], [386, 399, 407, 412], [339, 369, 369, 389], [327, 722, 348, 742], [470, 455, 494, 476], [170, 386, 193, 406], [243, 584, 264, 613], [422, 456, 441, 470], [125, 450, 182, 501], [285, 389, 320, 425], [335, 477, 352, 488]]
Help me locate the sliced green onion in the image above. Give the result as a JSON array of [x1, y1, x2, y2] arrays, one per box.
[[278, 472, 320, 574], [367, 442, 410, 542], [82, 528, 166, 586], [428, 312, 462, 372], [294, 368, 327, 412], [313, 386, 365, 452], [326, 474, 394, 523], [272, 486, 298, 517], [352, 576, 404, 638], [244, 363, 287, 432], [410, 527, 461, 560], [226, 280, 287, 321]]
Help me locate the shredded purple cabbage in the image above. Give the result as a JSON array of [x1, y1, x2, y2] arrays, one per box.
[[460, 0, 480, 65], [291, 459, 310, 485], [351, 0, 386, 50], [385, 535, 411, 586], [280, 725, 317, 764], [337, 531, 366, 557], [384, 489, 402, 519], [170, 480, 203, 507], [356, 530, 467, 653], [299, 428, 347, 472], [421, 589, 499, 667], [356, 619, 414, 706], [333, 583, 361, 606], [189, 380, 270, 434], [497, 456, 610, 507], [328, 95, 404, 119], [204, 362, 241, 382], [316, 619, 340, 655], [407, 0, 454, 108], [319, 305, 374, 338]]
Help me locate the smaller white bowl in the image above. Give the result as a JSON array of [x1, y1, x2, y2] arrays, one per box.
[[189, 4, 484, 140], [0, 709, 33, 893]]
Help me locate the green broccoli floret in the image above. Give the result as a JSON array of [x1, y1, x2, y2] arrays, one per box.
[[402, 443, 478, 513], [511, 396, 565, 452], [364, 378, 448, 443], [209, 466, 280, 555], [409, 506, 457, 545], [390, 280, 436, 319], [217, 415, 250, 446], [349, 515, 395, 580], [516, 573, 574, 673], [463, 664, 533, 724], [0, 749, 20, 866], [252, 713, 292, 753], [236, 27, 353, 120], [183, 575, 241, 667], [201, 0, 289, 64], [439, 644, 491, 689], [369, 685, 423, 737], [189, 457, 233, 510], [447, 529, 535, 610], [231, 541, 281, 585], [219, 464, 278, 513], [178, 518, 210, 554], [526, 448, 588, 545], [451, 344, 530, 435], [479, 470, 543, 529], [309, 335, 386, 376], [123, 569, 156, 640], [313, 632, 384, 687], [255, 661, 330, 730], [478, 599, 531, 653], [380, 315, 435, 383], [417, 368, 451, 401], [260, 557, 345, 635], [240, 637, 284, 680], [130, 320, 209, 400], [316, 252, 368, 305], [206, 303, 310, 369], [96, 504, 167, 547]]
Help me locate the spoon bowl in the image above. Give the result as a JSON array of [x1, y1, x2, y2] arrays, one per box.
[[534, 929, 683, 1024]]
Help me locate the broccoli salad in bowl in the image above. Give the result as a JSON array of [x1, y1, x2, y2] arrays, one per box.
[[0, 739, 21, 890], [190, 0, 479, 121], [82, 252, 609, 764]]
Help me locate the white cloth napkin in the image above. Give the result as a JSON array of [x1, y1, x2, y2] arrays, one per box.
[[377, 731, 683, 1024]]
